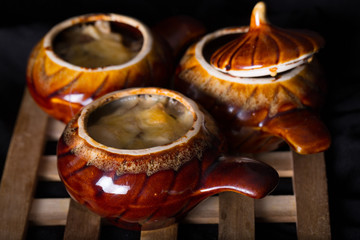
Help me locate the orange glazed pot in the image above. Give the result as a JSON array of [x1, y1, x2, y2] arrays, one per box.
[[26, 13, 173, 123], [174, 2, 331, 154], [57, 87, 278, 230]]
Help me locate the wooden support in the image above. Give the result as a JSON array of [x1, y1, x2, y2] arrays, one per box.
[[254, 151, 293, 177], [218, 192, 255, 240], [29, 198, 69, 226], [38, 155, 60, 181], [292, 152, 331, 240], [0, 89, 48, 240], [63, 199, 102, 240], [28, 195, 296, 226], [141, 224, 178, 240]]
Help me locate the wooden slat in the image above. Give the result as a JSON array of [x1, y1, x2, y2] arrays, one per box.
[[63, 199, 101, 240], [218, 192, 255, 240], [46, 118, 65, 140], [0, 89, 49, 240], [37, 151, 293, 182], [28, 195, 296, 226], [37, 151, 294, 182], [185, 195, 297, 224], [254, 151, 293, 177], [184, 196, 219, 224], [29, 198, 70, 226], [292, 152, 331, 239], [38, 155, 60, 181], [255, 195, 296, 222], [141, 224, 178, 240]]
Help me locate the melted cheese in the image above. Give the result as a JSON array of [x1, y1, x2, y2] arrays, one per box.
[[87, 95, 193, 149], [53, 20, 140, 68]]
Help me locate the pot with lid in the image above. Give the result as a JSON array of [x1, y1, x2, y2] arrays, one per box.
[[174, 2, 331, 154]]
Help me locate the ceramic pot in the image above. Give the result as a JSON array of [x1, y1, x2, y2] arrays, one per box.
[[174, 2, 331, 154], [26, 13, 174, 123], [57, 87, 278, 231]]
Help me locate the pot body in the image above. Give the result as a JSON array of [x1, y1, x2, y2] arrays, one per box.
[[174, 27, 331, 154], [57, 87, 279, 230], [57, 87, 224, 230], [57, 135, 223, 230], [27, 13, 173, 123]]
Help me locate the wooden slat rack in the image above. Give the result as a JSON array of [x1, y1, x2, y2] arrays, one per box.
[[0, 89, 332, 239]]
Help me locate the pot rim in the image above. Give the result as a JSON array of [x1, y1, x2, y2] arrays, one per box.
[[77, 87, 203, 156], [43, 13, 152, 72], [195, 26, 305, 84]]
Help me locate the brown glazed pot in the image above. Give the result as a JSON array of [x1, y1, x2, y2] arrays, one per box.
[[174, 2, 331, 154], [26, 13, 174, 123], [57, 87, 278, 231]]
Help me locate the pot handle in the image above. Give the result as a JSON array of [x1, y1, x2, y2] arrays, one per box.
[[261, 109, 331, 155], [198, 155, 279, 199]]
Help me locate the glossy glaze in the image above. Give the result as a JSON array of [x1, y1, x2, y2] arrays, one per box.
[[174, 2, 330, 154], [27, 13, 173, 123], [57, 87, 279, 230], [211, 2, 324, 77]]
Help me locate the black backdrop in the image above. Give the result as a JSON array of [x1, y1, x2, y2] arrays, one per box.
[[1, 0, 360, 239]]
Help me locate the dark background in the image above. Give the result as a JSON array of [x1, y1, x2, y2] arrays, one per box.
[[1, 0, 359, 239]]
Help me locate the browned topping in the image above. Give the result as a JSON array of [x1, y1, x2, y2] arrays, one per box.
[[53, 20, 142, 68], [87, 94, 194, 149]]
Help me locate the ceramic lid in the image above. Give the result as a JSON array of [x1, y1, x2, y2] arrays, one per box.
[[210, 2, 325, 77]]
